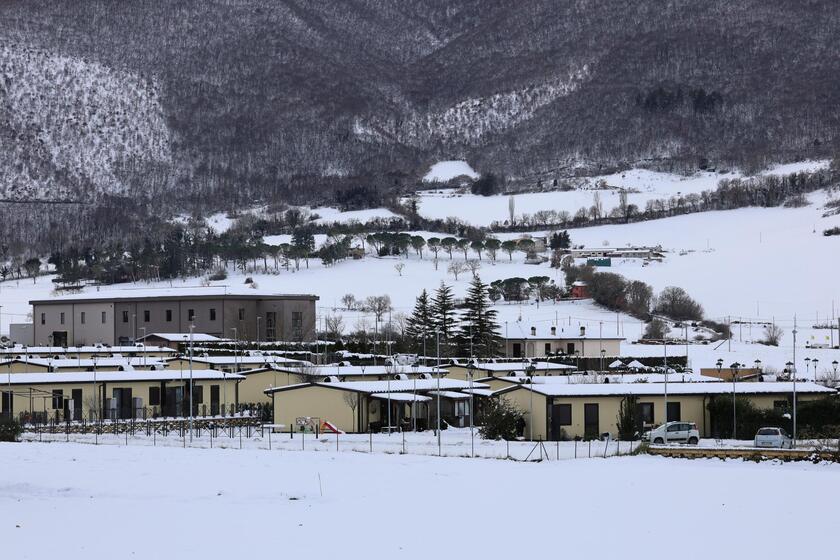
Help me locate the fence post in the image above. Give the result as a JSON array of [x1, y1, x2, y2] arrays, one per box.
[[369, 430, 372, 453], [574, 439, 577, 458], [588, 439, 591, 458], [556, 440, 559, 460], [506, 439, 509, 459], [268, 427, 272, 451], [336, 430, 339, 452], [402, 430, 405, 454]]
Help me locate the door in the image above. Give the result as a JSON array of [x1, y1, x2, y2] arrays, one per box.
[[584, 403, 599, 439], [210, 385, 220, 416], [265, 312, 277, 342], [512, 343, 522, 357], [52, 331, 68, 347], [165, 386, 183, 417], [666, 422, 688, 442], [551, 404, 571, 440], [666, 402, 681, 422], [1, 390, 12, 420], [566, 342, 576, 355], [113, 388, 133, 419], [72, 389, 83, 421]]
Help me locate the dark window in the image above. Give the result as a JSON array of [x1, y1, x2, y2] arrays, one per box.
[[512, 343, 522, 357], [238, 308, 245, 321], [52, 389, 64, 410], [188, 309, 195, 321], [193, 385, 204, 404], [149, 386, 161, 406], [666, 402, 681, 422], [60, 312, 65, 325], [101, 311, 106, 324], [40, 313, 45, 325], [122, 311, 129, 323], [637, 402, 654, 424], [166, 309, 172, 322], [210, 308, 216, 321], [544, 343, 551, 355], [554, 403, 572, 425], [80, 312, 86, 325], [144, 310, 150, 322], [566, 342, 575, 354], [292, 311, 303, 338]]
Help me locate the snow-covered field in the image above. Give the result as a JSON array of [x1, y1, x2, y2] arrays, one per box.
[[2, 441, 838, 559], [411, 160, 831, 226]]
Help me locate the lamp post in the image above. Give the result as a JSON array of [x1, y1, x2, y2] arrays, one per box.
[[832, 360, 838, 386], [791, 319, 798, 447], [435, 329, 441, 456], [139, 327, 147, 367], [526, 363, 536, 440], [411, 361, 418, 432], [257, 316, 261, 345], [812, 358, 819, 382], [189, 324, 194, 440], [730, 362, 740, 440], [754, 359, 762, 379], [230, 328, 238, 372], [92, 355, 98, 421], [600, 348, 606, 373]]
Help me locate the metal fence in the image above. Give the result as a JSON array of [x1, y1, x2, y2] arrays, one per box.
[[21, 421, 641, 461]]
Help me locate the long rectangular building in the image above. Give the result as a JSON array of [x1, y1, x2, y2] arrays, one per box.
[[29, 287, 318, 347]]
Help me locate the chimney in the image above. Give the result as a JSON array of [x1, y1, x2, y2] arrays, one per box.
[[580, 326, 586, 337], [530, 326, 536, 336], [550, 326, 557, 336]]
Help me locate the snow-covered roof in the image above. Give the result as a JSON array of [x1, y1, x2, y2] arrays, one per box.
[[527, 373, 722, 384], [370, 393, 432, 402], [1, 357, 165, 369], [626, 360, 648, 369], [454, 361, 575, 372], [0, 345, 174, 354], [427, 390, 471, 399], [608, 360, 625, 368], [265, 378, 487, 395], [276, 365, 445, 377], [499, 381, 834, 398], [30, 286, 317, 304], [175, 355, 308, 366], [461, 388, 496, 397], [139, 333, 230, 343], [4, 369, 245, 385]]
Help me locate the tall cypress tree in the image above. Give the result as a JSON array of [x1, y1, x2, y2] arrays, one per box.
[[432, 282, 456, 340], [458, 276, 500, 358], [406, 289, 434, 351]]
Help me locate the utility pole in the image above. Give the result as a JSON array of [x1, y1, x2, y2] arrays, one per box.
[[436, 329, 441, 456], [189, 324, 194, 440]]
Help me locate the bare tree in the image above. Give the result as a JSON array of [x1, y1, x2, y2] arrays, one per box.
[[324, 314, 345, 340], [341, 293, 357, 310], [447, 261, 466, 280], [466, 259, 481, 278], [394, 263, 405, 276], [761, 323, 783, 346], [342, 391, 358, 432]]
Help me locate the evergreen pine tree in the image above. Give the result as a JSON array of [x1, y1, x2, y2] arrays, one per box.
[[458, 276, 500, 358], [431, 282, 456, 340], [406, 289, 434, 351]]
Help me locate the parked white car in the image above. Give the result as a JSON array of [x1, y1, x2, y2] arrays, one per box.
[[645, 421, 700, 445], [754, 427, 792, 449]]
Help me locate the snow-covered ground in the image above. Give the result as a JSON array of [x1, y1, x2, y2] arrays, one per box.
[[422, 159, 479, 182], [411, 160, 831, 226], [2, 441, 838, 559], [309, 206, 400, 225]]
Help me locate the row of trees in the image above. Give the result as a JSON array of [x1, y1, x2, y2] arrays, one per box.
[[405, 277, 500, 358]]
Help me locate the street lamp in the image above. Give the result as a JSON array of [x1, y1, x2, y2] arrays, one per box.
[[92, 355, 98, 421], [189, 324, 194, 439], [832, 360, 839, 384], [230, 328, 238, 372], [812, 358, 819, 382], [805, 357, 811, 380], [435, 329, 442, 456], [730, 362, 740, 440], [139, 327, 147, 366], [526, 363, 536, 440], [600, 348, 606, 373]]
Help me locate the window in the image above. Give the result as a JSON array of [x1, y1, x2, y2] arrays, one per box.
[[144, 310, 150, 322], [544, 343, 551, 355], [666, 402, 681, 422], [149, 386, 161, 406], [80, 312, 86, 325], [512, 343, 522, 358], [40, 313, 45, 325], [238, 308, 245, 321], [187, 309, 195, 321], [60, 312, 65, 325], [292, 311, 303, 338], [122, 311, 129, 323], [210, 308, 216, 321], [554, 404, 572, 425], [52, 389, 64, 410], [166, 309, 172, 322], [101, 311, 106, 324], [637, 403, 654, 424]]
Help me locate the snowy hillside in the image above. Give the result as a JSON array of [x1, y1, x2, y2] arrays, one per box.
[[0, 43, 171, 200]]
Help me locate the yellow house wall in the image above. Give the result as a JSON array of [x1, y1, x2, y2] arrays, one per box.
[[1, 362, 51, 373], [272, 385, 362, 433]]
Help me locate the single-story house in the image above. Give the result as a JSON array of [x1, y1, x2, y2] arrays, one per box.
[[136, 332, 231, 350], [495, 381, 835, 441], [446, 361, 576, 381], [164, 354, 309, 374], [0, 344, 176, 360], [265, 378, 488, 433], [0, 369, 244, 423], [0, 357, 166, 373]]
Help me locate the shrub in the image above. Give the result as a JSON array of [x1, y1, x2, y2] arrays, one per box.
[[479, 399, 524, 441], [654, 286, 704, 321], [208, 268, 228, 281], [643, 318, 667, 340], [0, 418, 22, 442], [823, 227, 840, 236], [617, 395, 640, 439]]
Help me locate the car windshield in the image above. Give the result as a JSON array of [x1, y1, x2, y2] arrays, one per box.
[[757, 428, 778, 436]]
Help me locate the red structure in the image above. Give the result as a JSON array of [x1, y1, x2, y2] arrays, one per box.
[[570, 281, 590, 299]]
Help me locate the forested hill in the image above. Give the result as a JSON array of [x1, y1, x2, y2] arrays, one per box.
[[2, 0, 840, 211]]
